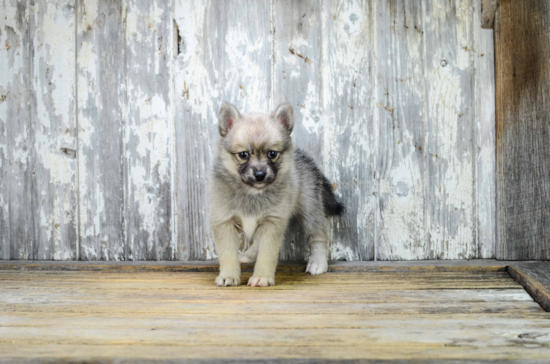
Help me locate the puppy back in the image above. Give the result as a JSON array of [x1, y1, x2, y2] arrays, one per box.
[[294, 148, 345, 216]]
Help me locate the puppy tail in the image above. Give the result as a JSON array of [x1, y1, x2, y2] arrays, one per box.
[[322, 179, 345, 216]]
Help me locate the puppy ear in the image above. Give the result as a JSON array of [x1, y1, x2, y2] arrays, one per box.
[[218, 102, 241, 137], [272, 103, 294, 135]]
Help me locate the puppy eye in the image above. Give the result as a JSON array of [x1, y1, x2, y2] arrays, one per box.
[[238, 151, 249, 160], [267, 151, 278, 159]]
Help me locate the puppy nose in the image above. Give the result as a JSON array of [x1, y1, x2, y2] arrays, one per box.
[[254, 171, 266, 182]]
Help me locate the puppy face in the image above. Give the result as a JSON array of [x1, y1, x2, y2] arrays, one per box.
[[218, 103, 294, 191]]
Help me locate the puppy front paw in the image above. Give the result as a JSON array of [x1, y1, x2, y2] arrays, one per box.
[[306, 255, 328, 275], [215, 274, 241, 287], [247, 276, 275, 287]]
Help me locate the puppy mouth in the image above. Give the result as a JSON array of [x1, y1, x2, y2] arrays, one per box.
[[240, 176, 272, 189], [246, 181, 268, 189]]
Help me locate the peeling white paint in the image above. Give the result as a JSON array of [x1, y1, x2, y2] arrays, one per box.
[[426, 56, 475, 258], [301, 82, 321, 134], [12, 135, 29, 164], [130, 93, 170, 177], [378, 157, 425, 260]]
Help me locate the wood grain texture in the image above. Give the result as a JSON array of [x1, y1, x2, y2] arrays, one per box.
[[481, 0, 497, 29], [0, 0, 78, 260], [375, 0, 495, 260], [424, 0, 477, 259], [474, 0, 497, 258], [323, 0, 375, 261], [495, 0, 550, 260], [1, 270, 549, 362], [0, 0, 34, 260], [76, 0, 126, 260], [30, 0, 78, 260], [174, 0, 272, 260], [374, 0, 426, 260], [124, 0, 174, 260], [273, 0, 323, 261], [508, 262, 550, 312], [0, 0, 501, 262]]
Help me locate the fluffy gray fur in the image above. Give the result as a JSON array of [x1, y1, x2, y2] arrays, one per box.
[[209, 102, 344, 287]]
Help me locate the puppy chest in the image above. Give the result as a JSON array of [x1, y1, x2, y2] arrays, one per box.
[[240, 216, 258, 240]]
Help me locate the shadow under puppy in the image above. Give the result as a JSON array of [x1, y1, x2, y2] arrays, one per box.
[[210, 102, 344, 287]]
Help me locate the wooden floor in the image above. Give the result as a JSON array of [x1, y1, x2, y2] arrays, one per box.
[[1, 267, 550, 363]]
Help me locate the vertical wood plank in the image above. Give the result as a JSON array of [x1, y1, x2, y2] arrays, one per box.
[[0, 0, 35, 259], [495, 0, 550, 260], [76, 0, 126, 260], [174, 0, 272, 260], [374, 0, 427, 260], [31, 0, 78, 260], [0, 1, 8, 258], [474, 0, 496, 258], [273, 0, 323, 261], [423, 0, 477, 259], [322, 0, 375, 261], [125, 0, 174, 260]]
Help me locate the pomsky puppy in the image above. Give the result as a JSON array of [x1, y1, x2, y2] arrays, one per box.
[[209, 102, 344, 287]]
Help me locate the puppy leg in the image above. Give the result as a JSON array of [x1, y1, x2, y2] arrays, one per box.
[[248, 218, 287, 287], [213, 221, 241, 286], [303, 215, 329, 275], [306, 231, 329, 275], [239, 241, 259, 264]]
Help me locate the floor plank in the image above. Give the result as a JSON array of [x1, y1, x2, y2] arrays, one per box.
[[508, 262, 550, 311], [0, 270, 549, 362]]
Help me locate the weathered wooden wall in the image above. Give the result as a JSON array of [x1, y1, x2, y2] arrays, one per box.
[[495, 0, 550, 260], [0, 0, 496, 261]]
